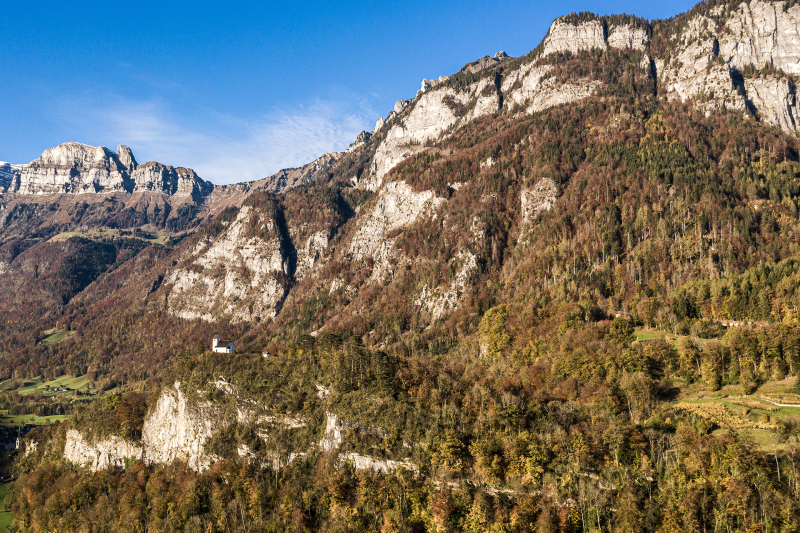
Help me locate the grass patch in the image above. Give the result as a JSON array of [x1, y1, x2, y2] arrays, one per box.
[[42, 329, 74, 344], [15, 375, 90, 397], [635, 328, 720, 347], [48, 227, 168, 245], [0, 413, 69, 428], [0, 483, 11, 533]]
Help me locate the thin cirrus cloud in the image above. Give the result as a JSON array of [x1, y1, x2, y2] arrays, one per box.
[[56, 95, 378, 184]]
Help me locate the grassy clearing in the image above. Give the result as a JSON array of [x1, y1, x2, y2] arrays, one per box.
[[42, 329, 75, 344], [48, 227, 168, 245], [0, 483, 11, 532], [634, 328, 719, 347], [673, 376, 800, 452], [0, 412, 69, 428], [16, 375, 91, 397]]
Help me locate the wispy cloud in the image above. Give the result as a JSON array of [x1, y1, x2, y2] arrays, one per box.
[[56, 94, 378, 184]]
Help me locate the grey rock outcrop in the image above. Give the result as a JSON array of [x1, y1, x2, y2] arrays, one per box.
[[541, 18, 607, 57], [63, 430, 143, 471], [656, 1, 800, 133], [131, 162, 212, 197], [14, 142, 133, 195], [394, 99, 413, 114], [346, 130, 372, 153], [141, 383, 217, 472], [116, 145, 137, 171], [607, 24, 649, 50], [64, 383, 217, 473], [166, 205, 291, 323], [257, 152, 342, 194], [541, 18, 648, 57], [421, 75, 450, 92]]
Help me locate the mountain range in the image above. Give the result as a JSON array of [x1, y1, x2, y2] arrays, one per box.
[[4, 2, 800, 531]]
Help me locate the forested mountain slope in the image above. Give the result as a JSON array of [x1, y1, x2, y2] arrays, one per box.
[[4, 1, 800, 532]]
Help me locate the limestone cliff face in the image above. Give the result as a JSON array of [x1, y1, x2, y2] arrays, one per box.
[[13, 143, 133, 195], [65, 383, 218, 473], [540, 18, 648, 57], [541, 19, 607, 56], [141, 383, 217, 472], [131, 162, 212, 198], [7, 142, 214, 197], [366, 81, 498, 190], [349, 181, 444, 262], [657, 1, 800, 133], [720, 1, 800, 75], [63, 429, 143, 471], [607, 24, 649, 50], [166, 205, 290, 323]]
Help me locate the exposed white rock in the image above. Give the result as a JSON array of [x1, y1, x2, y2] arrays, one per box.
[[745, 76, 798, 130], [541, 19, 607, 57], [346, 131, 372, 154], [116, 145, 137, 171], [462, 78, 501, 123], [521, 178, 559, 221], [64, 429, 143, 471], [342, 452, 416, 473], [15, 143, 131, 195], [367, 84, 485, 190], [655, 3, 800, 132], [319, 412, 347, 451], [349, 181, 444, 263], [416, 249, 478, 321], [607, 24, 649, 50], [141, 383, 217, 472], [394, 99, 412, 114], [295, 230, 331, 279], [7, 142, 212, 197], [131, 162, 210, 197], [720, 1, 800, 75], [374, 117, 385, 132], [316, 384, 331, 400], [166, 206, 289, 323]]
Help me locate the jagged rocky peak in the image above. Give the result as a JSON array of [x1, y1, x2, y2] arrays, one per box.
[[116, 145, 137, 172], [394, 99, 413, 114], [8, 142, 211, 197], [460, 50, 513, 74], [32, 142, 126, 172], [420, 75, 450, 92], [347, 131, 372, 153], [256, 151, 343, 194]]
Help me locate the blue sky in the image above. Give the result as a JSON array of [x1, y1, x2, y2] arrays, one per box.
[[2, 0, 698, 184]]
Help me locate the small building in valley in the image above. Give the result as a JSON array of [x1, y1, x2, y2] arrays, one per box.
[[212, 336, 236, 354]]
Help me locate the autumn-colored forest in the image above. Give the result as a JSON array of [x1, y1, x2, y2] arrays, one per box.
[[4, 8, 800, 528]]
